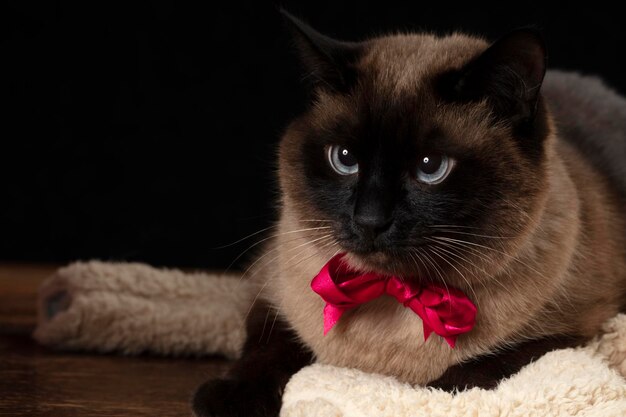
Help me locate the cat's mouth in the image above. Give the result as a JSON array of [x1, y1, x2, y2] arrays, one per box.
[[340, 248, 426, 278], [344, 252, 392, 273], [332, 233, 433, 277]]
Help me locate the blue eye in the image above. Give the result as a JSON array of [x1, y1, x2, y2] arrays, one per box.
[[416, 154, 453, 184], [328, 145, 358, 175]]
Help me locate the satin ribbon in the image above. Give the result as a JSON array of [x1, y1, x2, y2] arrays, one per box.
[[310, 253, 477, 348]]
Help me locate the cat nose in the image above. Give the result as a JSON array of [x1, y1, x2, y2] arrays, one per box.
[[353, 174, 396, 238], [353, 212, 393, 236]]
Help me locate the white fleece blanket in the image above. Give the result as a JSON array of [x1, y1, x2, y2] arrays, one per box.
[[33, 261, 626, 416]]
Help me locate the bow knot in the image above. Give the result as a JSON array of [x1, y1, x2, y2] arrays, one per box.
[[310, 253, 477, 348]]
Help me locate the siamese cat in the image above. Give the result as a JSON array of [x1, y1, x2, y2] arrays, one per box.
[[193, 11, 626, 417]]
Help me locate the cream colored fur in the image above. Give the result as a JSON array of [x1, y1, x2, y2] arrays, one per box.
[[34, 261, 626, 416], [34, 261, 250, 359]]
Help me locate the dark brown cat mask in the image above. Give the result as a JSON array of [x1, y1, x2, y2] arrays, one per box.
[[280, 11, 551, 288]]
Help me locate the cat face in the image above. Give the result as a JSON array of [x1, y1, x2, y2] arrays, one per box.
[[279, 13, 552, 285]]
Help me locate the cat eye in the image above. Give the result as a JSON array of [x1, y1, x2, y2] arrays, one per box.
[[416, 154, 453, 184], [327, 145, 359, 175]]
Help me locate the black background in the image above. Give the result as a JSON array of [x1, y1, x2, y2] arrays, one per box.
[[2, 2, 625, 269]]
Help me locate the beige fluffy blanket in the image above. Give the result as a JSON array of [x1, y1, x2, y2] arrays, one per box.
[[33, 261, 626, 416]]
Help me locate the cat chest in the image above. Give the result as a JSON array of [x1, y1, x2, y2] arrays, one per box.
[[269, 264, 461, 384]]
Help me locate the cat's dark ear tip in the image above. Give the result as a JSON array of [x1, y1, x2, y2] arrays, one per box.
[[277, 7, 322, 47], [277, 7, 308, 32], [495, 27, 548, 80], [504, 27, 548, 58], [277, 7, 295, 20]]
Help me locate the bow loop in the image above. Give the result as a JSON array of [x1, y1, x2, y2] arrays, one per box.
[[311, 253, 477, 348]]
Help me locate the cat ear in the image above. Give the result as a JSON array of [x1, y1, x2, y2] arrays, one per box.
[[446, 29, 547, 127], [280, 9, 362, 93]]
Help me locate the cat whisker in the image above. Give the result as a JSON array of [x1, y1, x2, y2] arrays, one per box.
[[259, 303, 273, 343], [246, 234, 339, 289], [406, 251, 423, 278], [318, 237, 341, 251], [225, 226, 333, 273], [262, 243, 339, 342], [233, 235, 315, 282], [428, 245, 479, 303], [239, 233, 334, 282], [429, 236, 559, 307], [432, 236, 571, 312], [212, 224, 279, 249], [426, 238, 516, 302], [427, 224, 482, 230], [429, 229, 513, 239], [426, 237, 497, 279], [265, 307, 281, 344], [425, 239, 497, 295], [244, 278, 273, 326], [251, 240, 341, 341], [426, 237, 506, 284], [412, 250, 432, 281], [426, 237, 495, 265], [418, 247, 452, 299], [242, 234, 334, 323], [432, 236, 550, 281], [298, 219, 334, 223], [430, 239, 517, 297], [405, 249, 438, 292]]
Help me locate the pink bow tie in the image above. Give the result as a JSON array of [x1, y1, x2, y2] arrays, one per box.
[[311, 253, 477, 348]]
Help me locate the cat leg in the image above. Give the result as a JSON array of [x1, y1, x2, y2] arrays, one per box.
[[192, 300, 313, 417], [428, 335, 585, 391]]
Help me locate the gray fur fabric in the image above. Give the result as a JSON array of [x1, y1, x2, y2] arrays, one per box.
[[34, 261, 251, 359], [543, 70, 626, 199]]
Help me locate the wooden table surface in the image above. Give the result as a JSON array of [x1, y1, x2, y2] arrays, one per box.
[[0, 263, 230, 417]]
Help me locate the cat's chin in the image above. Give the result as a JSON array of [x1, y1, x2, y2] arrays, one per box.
[[342, 250, 418, 278]]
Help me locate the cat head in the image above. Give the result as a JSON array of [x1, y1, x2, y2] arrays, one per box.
[[278, 11, 552, 287]]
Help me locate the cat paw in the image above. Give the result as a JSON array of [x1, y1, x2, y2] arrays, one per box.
[[427, 379, 462, 392], [191, 378, 282, 417], [428, 375, 497, 392]]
